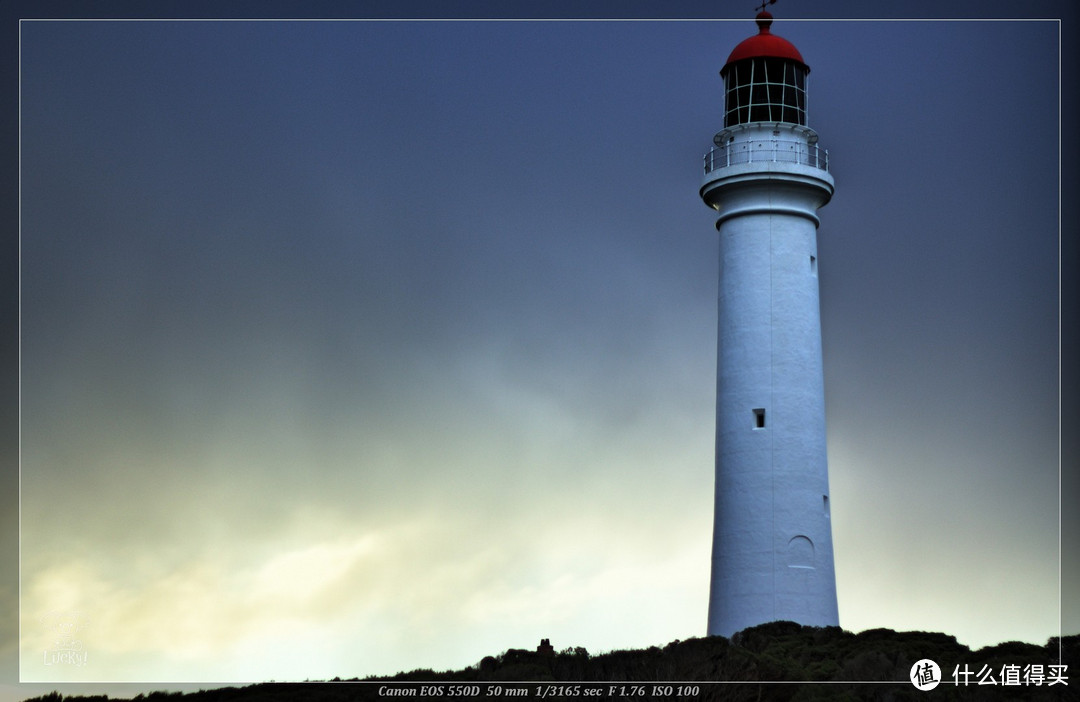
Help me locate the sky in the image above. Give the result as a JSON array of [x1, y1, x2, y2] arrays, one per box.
[[3, 0, 1079, 696]]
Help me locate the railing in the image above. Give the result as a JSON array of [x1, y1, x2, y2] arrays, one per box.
[[703, 138, 829, 175]]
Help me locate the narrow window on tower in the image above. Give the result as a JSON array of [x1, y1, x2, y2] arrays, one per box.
[[810, 255, 817, 275], [824, 495, 830, 518], [753, 408, 766, 429]]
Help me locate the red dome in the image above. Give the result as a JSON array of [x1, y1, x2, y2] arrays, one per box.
[[722, 11, 808, 73]]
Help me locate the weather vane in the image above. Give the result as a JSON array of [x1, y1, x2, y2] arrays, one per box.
[[755, 0, 777, 11]]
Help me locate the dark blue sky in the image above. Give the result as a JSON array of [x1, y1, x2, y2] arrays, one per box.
[[3, 0, 1079, 696]]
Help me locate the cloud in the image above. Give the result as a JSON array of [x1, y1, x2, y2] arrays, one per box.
[[21, 499, 709, 681]]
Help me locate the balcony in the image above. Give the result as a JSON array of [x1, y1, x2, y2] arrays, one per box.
[[703, 138, 829, 175]]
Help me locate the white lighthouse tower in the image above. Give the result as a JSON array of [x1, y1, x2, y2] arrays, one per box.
[[701, 9, 839, 637]]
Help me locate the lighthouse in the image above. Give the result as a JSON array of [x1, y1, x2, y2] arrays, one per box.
[[701, 9, 839, 637]]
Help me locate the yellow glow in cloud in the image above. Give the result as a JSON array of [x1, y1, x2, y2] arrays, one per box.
[[248, 533, 381, 606], [21, 499, 710, 683], [21, 529, 387, 680]]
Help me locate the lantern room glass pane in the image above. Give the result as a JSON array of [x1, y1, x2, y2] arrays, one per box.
[[768, 84, 784, 107], [763, 58, 784, 83], [750, 83, 769, 108]]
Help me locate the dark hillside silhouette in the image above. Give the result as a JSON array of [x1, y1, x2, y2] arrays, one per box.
[[22, 622, 1078, 701]]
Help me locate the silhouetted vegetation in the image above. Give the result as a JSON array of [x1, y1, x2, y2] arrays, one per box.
[[21, 623, 1078, 701]]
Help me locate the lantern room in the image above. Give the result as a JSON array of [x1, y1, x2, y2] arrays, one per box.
[[720, 11, 809, 127]]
